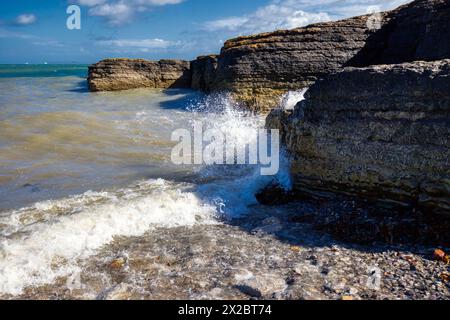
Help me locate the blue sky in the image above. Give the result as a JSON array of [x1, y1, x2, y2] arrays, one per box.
[[0, 0, 411, 64]]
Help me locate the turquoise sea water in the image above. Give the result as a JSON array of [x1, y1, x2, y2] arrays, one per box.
[[0, 64, 88, 78]]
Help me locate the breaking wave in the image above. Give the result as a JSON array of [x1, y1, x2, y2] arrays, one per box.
[[0, 179, 218, 295], [0, 88, 305, 295]]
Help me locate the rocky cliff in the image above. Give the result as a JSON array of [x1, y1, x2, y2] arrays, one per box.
[[87, 13, 383, 104], [349, 0, 450, 66], [213, 0, 450, 112], [190, 55, 218, 92], [212, 15, 385, 112], [87, 1, 450, 113], [88, 58, 191, 91], [263, 0, 450, 214], [267, 60, 450, 214], [85, 9, 385, 104]]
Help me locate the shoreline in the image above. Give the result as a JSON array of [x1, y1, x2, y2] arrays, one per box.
[[85, 0, 450, 219], [3, 200, 449, 300]]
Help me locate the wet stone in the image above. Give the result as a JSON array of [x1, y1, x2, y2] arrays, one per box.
[[3, 205, 450, 300]]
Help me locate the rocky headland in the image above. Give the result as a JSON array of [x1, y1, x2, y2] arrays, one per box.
[[267, 60, 450, 214], [88, 59, 191, 91], [87, 0, 450, 109], [87, 0, 450, 238], [265, 0, 450, 220], [1, 0, 449, 302], [89, 14, 382, 110]]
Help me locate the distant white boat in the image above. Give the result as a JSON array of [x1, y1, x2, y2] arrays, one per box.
[[44, 62, 48, 65]]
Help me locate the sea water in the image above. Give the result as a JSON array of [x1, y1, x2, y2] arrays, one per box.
[[0, 65, 303, 295]]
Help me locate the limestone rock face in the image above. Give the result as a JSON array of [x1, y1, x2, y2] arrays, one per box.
[[213, 14, 383, 112], [211, 0, 450, 112], [87, 1, 449, 113], [190, 55, 218, 92], [267, 60, 450, 214], [88, 58, 191, 91], [376, 0, 450, 64], [350, 0, 450, 66]]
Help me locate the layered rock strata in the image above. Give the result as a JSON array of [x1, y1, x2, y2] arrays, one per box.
[[350, 0, 450, 66], [267, 60, 450, 214], [88, 59, 191, 91], [212, 14, 386, 112], [87, 1, 450, 112], [190, 55, 218, 92]]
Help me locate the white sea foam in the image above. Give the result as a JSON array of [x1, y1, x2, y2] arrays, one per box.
[[188, 92, 295, 217], [280, 88, 308, 110], [0, 179, 218, 295]]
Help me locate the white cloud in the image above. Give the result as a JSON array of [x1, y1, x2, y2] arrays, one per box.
[[205, 17, 249, 32], [77, 0, 107, 6], [204, 0, 411, 35], [0, 28, 65, 49], [205, 6, 330, 34], [0, 28, 35, 39], [32, 40, 65, 48], [97, 38, 176, 49], [76, 0, 184, 25], [135, 0, 184, 5], [15, 14, 37, 26], [88, 3, 133, 25]]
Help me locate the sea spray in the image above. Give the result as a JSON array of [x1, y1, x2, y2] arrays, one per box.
[[186, 92, 301, 217], [0, 90, 304, 295], [171, 121, 280, 175], [279, 89, 308, 110]]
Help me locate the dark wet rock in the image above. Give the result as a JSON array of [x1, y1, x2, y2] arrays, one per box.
[[190, 55, 218, 92], [288, 214, 316, 224], [234, 285, 262, 298], [350, 0, 450, 66], [22, 183, 40, 193], [255, 183, 295, 206], [289, 197, 450, 246], [88, 58, 191, 91], [97, 283, 135, 300]]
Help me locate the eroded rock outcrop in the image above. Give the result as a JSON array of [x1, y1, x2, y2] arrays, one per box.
[[88, 58, 191, 91], [267, 60, 450, 214], [212, 0, 450, 112], [87, 0, 450, 113], [190, 55, 218, 92], [350, 0, 450, 66], [213, 14, 385, 112]]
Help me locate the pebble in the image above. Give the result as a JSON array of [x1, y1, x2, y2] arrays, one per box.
[[5, 208, 450, 300]]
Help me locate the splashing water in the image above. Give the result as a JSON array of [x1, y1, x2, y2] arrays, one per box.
[[187, 92, 296, 217], [0, 179, 218, 295], [279, 89, 308, 110], [0, 74, 305, 295]]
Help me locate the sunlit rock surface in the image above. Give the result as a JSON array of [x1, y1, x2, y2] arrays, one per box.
[[88, 59, 191, 91]]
